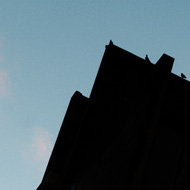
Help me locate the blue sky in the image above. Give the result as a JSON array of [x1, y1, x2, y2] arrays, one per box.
[[0, 1, 190, 189]]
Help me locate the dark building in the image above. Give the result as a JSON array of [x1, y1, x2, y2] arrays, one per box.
[[36, 41, 190, 190]]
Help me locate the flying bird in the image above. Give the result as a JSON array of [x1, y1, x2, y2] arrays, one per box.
[[181, 73, 186, 79], [145, 54, 151, 64]]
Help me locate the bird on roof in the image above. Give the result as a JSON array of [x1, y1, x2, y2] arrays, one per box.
[[145, 54, 151, 64], [109, 40, 114, 46], [181, 73, 186, 79]]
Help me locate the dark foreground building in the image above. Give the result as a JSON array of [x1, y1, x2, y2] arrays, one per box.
[[36, 41, 190, 190]]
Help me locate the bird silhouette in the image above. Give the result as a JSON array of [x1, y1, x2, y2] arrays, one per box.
[[145, 54, 151, 64], [181, 73, 186, 79], [109, 40, 114, 46]]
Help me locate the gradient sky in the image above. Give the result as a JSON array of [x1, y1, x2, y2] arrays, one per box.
[[0, 1, 190, 189]]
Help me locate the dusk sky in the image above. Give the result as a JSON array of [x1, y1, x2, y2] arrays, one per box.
[[0, 1, 190, 189]]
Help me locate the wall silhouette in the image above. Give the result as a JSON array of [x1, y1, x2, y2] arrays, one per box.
[[36, 41, 190, 190]]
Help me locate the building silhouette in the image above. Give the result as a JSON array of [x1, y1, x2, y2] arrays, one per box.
[[36, 41, 190, 190]]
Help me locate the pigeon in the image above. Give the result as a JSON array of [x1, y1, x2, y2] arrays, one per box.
[[181, 73, 186, 79], [109, 40, 114, 46], [145, 54, 151, 64]]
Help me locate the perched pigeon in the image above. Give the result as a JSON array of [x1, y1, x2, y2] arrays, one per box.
[[109, 40, 114, 46], [145, 54, 151, 64], [181, 73, 186, 79]]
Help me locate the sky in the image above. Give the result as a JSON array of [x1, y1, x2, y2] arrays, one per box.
[[0, 1, 190, 189]]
